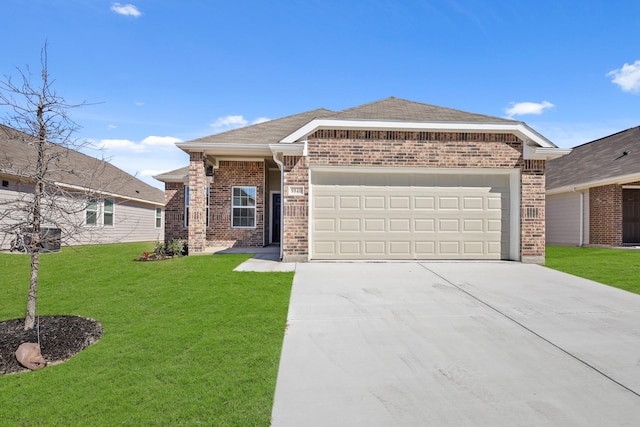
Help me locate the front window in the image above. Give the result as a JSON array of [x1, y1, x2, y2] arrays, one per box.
[[155, 207, 162, 228], [232, 186, 256, 228], [86, 199, 98, 225], [103, 199, 114, 226]]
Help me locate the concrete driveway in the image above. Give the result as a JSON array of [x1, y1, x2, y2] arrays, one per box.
[[271, 262, 640, 426]]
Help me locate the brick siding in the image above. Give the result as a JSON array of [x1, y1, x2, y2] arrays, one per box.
[[278, 131, 546, 262], [282, 155, 308, 260], [520, 160, 546, 262], [188, 152, 207, 253], [590, 184, 622, 246], [208, 160, 265, 247], [164, 182, 187, 242]]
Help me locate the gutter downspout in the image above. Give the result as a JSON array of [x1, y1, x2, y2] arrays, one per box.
[[272, 152, 284, 261]]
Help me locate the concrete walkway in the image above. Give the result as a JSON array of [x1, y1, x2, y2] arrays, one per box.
[[271, 262, 640, 426]]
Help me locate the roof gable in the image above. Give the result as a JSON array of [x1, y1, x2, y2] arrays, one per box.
[[0, 125, 164, 205], [547, 126, 640, 191]]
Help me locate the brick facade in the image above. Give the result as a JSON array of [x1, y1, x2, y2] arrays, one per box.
[[589, 184, 623, 246], [276, 131, 547, 263], [208, 160, 265, 248], [188, 152, 207, 253], [174, 132, 548, 262], [520, 160, 546, 263], [164, 182, 187, 242], [282, 156, 309, 261]]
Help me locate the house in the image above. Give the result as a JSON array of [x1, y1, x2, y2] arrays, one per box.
[[0, 124, 165, 250], [546, 126, 640, 247], [155, 97, 569, 263]]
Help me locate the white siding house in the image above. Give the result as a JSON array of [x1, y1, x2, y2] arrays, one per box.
[[0, 125, 164, 250]]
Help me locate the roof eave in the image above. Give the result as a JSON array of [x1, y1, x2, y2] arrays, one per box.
[[523, 144, 572, 161], [547, 172, 640, 195], [175, 142, 272, 157], [279, 119, 558, 148]]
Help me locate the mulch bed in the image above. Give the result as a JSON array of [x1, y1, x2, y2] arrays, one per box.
[[0, 315, 103, 375]]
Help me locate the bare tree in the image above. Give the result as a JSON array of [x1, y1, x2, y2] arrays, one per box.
[[0, 44, 125, 331]]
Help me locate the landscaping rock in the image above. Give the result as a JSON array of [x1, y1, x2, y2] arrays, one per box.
[[15, 342, 46, 370]]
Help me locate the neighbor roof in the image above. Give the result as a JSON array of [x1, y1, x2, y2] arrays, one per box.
[[0, 125, 164, 205], [547, 126, 640, 192]]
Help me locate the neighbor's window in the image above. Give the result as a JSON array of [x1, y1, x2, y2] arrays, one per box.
[[184, 186, 210, 227], [232, 186, 256, 228], [103, 199, 115, 226], [86, 199, 98, 225], [155, 207, 162, 228]]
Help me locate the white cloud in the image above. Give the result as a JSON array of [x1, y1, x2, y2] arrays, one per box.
[[209, 115, 271, 133], [607, 60, 640, 94], [210, 115, 248, 132], [100, 139, 145, 152], [99, 136, 182, 153], [110, 3, 142, 17], [504, 101, 554, 117], [140, 136, 182, 148], [252, 117, 271, 125]]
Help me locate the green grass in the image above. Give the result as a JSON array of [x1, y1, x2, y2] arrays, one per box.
[[546, 246, 640, 294], [0, 243, 293, 426]]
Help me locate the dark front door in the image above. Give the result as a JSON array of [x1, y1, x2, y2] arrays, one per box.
[[623, 189, 640, 244], [272, 193, 281, 243]]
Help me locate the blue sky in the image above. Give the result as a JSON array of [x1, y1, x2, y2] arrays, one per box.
[[3, 0, 640, 189]]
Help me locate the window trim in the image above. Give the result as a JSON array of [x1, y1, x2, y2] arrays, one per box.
[[155, 207, 162, 228], [231, 186, 257, 229], [86, 199, 98, 226], [103, 198, 115, 227]]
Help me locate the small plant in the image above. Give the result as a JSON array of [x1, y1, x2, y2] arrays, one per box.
[[153, 240, 166, 256], [141, 251, 150, 260], [166, 239, 185, 257]]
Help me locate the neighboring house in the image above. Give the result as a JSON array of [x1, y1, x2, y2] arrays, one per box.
[[0, 124, 165, 250], [155, 97, 568, 263], [546, 126, 640, 247]]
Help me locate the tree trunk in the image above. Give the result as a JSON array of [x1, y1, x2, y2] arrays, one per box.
[[25, 250, 39, 330]]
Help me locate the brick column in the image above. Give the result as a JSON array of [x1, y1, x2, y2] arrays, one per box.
[[188, 152, 207, 253], [521, 160, 546, 263], [589, 185, 622, 245]]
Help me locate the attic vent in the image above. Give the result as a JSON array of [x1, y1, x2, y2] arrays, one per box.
[[1, 180, 8, 188]]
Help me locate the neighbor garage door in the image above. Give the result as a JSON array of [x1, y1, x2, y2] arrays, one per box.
[[310, 171, 510, 260]]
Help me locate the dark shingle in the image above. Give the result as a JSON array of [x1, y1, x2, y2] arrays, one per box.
[[546, 126, 640, 190]]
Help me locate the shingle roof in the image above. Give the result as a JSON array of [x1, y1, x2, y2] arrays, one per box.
[[326, 97, 517, 123], [0, 124, 164, 205], [189, 108, 334, 145], [546, 126, 640, 190], [182, 97, 516, 148]]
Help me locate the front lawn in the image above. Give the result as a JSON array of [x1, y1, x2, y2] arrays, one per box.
[[546, 246, 640, 294], [0, 243, 293, 426]]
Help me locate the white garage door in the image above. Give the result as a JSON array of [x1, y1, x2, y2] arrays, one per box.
[[310, 171, 510, 260]]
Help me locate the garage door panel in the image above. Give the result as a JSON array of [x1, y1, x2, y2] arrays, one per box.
[[340, 196, 360, 209], [311, 173, 510, 260], [364, 196, 385, 209], [364, 218, 385, 232], [339, 218, 360, 232]]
